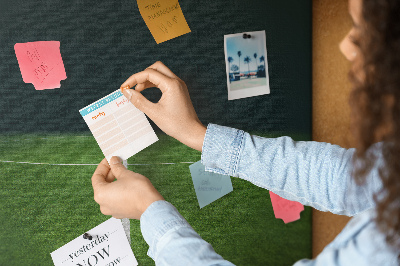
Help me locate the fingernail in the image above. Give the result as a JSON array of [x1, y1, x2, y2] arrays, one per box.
[[120, 85, 130, 92], [123, 89, 133, 100], [110, 156, 123, 165]]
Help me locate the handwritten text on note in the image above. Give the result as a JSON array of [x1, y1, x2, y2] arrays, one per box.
[[137, 0, 191, 44], [189, 161, 233, 209], [14, 41, 67, 90]]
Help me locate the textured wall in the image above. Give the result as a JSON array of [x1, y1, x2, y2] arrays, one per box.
[[312, 0, 353, 257], [0, 0, 311, 137]]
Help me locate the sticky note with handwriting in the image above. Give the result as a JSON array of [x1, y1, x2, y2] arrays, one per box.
[[79, 89, 158, 162], [14, 41, 67, 90], [137, 0, 191, 44], [51, 218, 138, 266], [269, 191, 304, 224], [189, 161, 233, 209]]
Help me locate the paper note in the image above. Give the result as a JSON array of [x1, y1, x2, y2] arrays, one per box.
[[79, 89, 158, 162], [14, 41, 67, 90], [189, 161, 233, 209], [269, 191, 304, 224], [137, 0, 191, 44], [51, 218, 138, 266]]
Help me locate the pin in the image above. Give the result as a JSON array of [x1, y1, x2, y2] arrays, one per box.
[[83, 233, 93, 240], [243, 33, 251, 39], [120, 84, 130, 93]]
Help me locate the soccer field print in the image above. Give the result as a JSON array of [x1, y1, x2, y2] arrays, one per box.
[[79, 89, 158, 162]]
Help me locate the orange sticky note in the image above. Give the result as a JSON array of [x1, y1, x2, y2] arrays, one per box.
[[137, 0, 191, 44], [14, 41, 67, 90], [269, 191, 304, 224]]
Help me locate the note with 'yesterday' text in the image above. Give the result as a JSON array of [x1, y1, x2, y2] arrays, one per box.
[[51, 218, 137, 266]]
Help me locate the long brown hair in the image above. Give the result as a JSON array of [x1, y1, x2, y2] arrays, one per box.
[[350, 0, 400, 252]]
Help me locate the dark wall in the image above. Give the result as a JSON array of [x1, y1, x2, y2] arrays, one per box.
[[0, 0, 311, 136]]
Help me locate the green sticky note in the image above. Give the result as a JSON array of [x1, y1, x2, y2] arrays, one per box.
[[189, 161, 233, 208]]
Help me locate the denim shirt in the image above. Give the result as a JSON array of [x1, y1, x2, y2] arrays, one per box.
[[140, 124, 399, 265]]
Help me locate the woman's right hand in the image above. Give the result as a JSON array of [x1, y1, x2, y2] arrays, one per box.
[[120, 61, 207, 152]]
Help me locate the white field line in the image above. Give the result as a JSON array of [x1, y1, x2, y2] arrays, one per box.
[[0, 160, 195, 166]]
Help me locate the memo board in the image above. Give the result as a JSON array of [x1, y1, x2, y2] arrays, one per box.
[[0, 0, 312, 265]]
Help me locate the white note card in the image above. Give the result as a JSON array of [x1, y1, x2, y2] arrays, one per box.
[[79, 89, 158, 162], [51, 218, 138, 266]]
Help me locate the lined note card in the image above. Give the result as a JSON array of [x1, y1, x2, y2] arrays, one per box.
[[14, 41, 67, 90], [79, 90, 158, 162], [137, 0, 191, 44]]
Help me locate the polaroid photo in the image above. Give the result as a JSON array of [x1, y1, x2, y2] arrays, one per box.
[[224, 30, 270, 100]]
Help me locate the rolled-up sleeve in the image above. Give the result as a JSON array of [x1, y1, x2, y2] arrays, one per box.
[[201, 124, 383, 216], [140, 200, 235, 265]]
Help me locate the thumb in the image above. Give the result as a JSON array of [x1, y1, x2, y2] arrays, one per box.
[[92, 158, 112, 188], [122, 89, 155, 115], [109, 156, 129, 179]]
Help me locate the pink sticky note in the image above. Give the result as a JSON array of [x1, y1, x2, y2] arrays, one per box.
[[269, 191, 304, 224], [14, 41, 67, 90]]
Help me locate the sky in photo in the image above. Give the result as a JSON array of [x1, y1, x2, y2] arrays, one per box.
[[226, 32, 267, 73]]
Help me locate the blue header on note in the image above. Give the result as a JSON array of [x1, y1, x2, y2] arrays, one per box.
[[80, 90, 123, 117]]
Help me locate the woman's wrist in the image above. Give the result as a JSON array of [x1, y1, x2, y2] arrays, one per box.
[[185, 122, 206, 152]]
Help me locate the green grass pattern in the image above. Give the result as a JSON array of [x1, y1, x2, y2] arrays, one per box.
[[0, 133, 311, 265]]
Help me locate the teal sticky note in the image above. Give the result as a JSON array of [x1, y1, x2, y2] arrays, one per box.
[[189, 161, 233, 208]]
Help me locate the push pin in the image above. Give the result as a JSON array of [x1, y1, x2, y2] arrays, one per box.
[[120, 84, 130, 93], [243, 33, 251, 39], [83, 233, 94, 240]]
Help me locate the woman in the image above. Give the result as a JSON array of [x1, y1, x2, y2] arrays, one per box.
[[91, 0, 400, 264]]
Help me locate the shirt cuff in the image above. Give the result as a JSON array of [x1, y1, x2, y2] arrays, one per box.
[[140, 200, 192, 259], [201, 123, 245, 176]]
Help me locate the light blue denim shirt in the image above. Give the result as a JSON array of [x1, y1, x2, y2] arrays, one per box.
[[140, 124, 399, 265]]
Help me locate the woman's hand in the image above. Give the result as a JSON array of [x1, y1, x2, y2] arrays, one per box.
[[120, 61, 206, 152], [91, 157, 164, 220]]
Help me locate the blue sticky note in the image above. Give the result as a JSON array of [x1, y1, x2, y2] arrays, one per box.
[[189, 161, 233, 208]]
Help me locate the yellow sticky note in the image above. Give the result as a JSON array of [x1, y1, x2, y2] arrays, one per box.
[[137, 0, 191, 44]]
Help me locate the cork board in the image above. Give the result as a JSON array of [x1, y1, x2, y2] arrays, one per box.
[[312, 0, 353, 257]]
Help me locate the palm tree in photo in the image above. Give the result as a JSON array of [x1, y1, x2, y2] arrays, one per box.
[[244, 56, 251, 78], [260, 55, 266, 76], [253, 53, 258, 75], [227, 56, 234, 73], [237, 51, 242, 76], [231, 64, 239, 73], [227, 56, 234, 83]]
